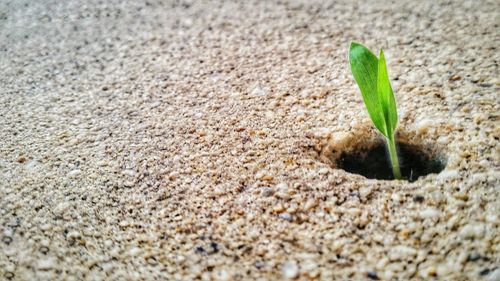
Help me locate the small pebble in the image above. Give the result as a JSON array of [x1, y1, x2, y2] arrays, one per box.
[[2, 236, 12, 244], [261, 187, 274, 197], [279, 213, 293, 222], [273, 204, 285, 213], [282, 261, 299, 279], [40, 246, 50, 254], [460, 224, 485, 239], [122, 169, 135, 177], [276, 183, 289, 192], [467, 252, 482, 262], [389, 246, 417, 261], [66, 231, 81, 240], [147, 257, 158, 265], [38, 257, 57, 270], [128, 247, 142, 256], [303, 199, 317, 211], [419, 208, 440, 219], [359, 187, 372, 198], [123, 181, 135, 188], [67, 169, 81, 177], [4, 272, 14, 280]]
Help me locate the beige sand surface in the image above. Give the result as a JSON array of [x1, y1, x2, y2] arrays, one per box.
[[0, 0, 499, 280]]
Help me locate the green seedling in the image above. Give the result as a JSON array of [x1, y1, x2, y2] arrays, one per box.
[[348, 42, 402, 180]]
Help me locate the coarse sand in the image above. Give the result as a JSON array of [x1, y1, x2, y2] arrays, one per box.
[[0, 0, 499, 280]]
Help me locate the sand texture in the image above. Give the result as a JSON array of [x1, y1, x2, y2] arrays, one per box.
[[0, 0, 499, 280]]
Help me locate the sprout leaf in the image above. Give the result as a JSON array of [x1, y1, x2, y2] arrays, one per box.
[[348, 42, 388, 137], [348, 42, 402, 179]]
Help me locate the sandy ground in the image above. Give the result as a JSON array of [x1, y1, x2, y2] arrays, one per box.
[[0, 0, 499, 280]]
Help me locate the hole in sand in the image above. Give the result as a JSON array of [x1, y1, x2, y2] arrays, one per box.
[[318, 131, 447, 182], [337, 141, 446, 182]]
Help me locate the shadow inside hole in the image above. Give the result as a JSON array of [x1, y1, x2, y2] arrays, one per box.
[[337, 142, 446, 182]]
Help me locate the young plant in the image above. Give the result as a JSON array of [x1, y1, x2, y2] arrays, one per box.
[[348, 42, 402, 180]]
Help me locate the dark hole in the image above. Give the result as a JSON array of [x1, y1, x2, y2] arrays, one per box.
[[479, 268, 490, 276], [210, 242, 219, 253], [195, 246, 205, 254], [367, 271, 380, 280], [337, 142, 446, 182], [413, 195, 425, 203]]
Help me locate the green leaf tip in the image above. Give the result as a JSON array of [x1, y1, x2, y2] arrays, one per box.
[[377, 48, 398, 138]]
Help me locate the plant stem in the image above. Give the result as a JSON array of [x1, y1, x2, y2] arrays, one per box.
[[386, 135, 402, 180]]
